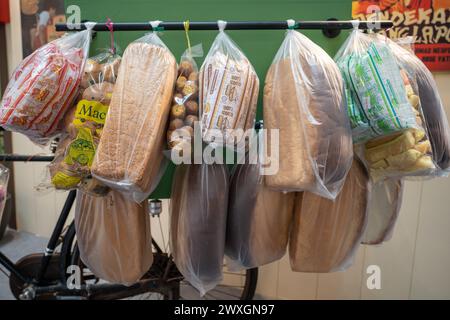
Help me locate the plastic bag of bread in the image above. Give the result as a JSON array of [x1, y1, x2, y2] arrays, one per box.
[[336, 26, 436, 181], [362, 179, 403, 245], [170, 163, 229, 296], [75, 190, 153, 285], [81, 50, 121, 89], [49, 51, 121, 194], [226, 147, 295, 270], [335, 24, 421, 144], [264, 23, 353, 200], [91, 30, 177, 202], [357, 68, 436, 181], [289, 160, 369, 273], [0, 23, 96, 145], [0, 165, 9, 227], [387, 36, 450, 173], [167, 44, 203, 155], [199, 20, 259, 147]]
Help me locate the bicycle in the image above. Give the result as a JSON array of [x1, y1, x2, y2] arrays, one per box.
[[0, 154, 258, 300]]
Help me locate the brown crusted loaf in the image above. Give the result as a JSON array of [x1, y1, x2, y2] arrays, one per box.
[[362, 179, 403, 245], [91, 42, 176, 194], [289, 160, 369, 273], [170, 164, 229, 295], [75, 190, 153, 285], [226, 163, 295, 269], [263, 53, 352, 198]]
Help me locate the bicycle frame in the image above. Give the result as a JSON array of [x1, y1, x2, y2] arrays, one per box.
[[0, 188, 76, 286], [0, 154, 170, 299]]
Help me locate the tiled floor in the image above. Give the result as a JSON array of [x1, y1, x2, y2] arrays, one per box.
[[0, 229, 48, 300]]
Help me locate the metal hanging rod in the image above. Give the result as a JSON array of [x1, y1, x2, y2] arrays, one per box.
[[0, 155, 54, 162], [55, 20, 393, 32]]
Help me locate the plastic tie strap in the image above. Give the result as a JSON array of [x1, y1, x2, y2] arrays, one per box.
[[184, 20, 192, 53], [287, 19, 298, 30], [217, 20, 227, 32], [106, 18, 116, 54], [150, 20, 164, 32]]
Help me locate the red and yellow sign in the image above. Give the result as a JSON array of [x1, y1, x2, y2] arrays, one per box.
[[352, 0, 450, 71]]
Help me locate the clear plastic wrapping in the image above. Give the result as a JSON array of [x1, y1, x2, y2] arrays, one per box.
[[362, 178, 403, 245], [0, 24, 95, 145], [49, 50, 121, 195], [199, 22, 259, 147], [167, 45, 203, 153], [264, 29, 353, 200], [0, 165, 9, 226], [386, 36, 450, 173], [335, 29, 420, 143], [170, 163, 229, 296], [226, 156, 295, 270], [336, 28, 436, 181], [75, 190, 153, 285], [289, 160, 370, 273], [91, 32, 177, 202]]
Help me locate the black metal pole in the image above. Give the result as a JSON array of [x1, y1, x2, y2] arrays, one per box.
[[0, 155, 54, 162], [36, 190, 76, 283], [55, 20, 393, 32], [0, 251, 30, 284]]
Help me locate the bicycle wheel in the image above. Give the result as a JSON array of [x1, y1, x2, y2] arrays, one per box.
[[60, 209, 258, 300]]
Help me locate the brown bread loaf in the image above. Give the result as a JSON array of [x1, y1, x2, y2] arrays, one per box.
[[75, 190, 153, 285], [91, 42, 176, 200], [226, 163, 295, 269], [263, 30, 352, 199], [289, 160, 369, 272], [170, 163, 229, 295], [362, 179, 403, 245]]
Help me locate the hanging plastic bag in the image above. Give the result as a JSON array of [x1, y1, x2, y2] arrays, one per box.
[[199, 20, 259, 147], [362, 178, 403, 245], [167, 44, 203, 155], [0, 165, 9, 226], [170, 163, 229, 296], [264, 22, 353, 200], [336, 26, 436, 181], [386, 36, 450, 173], [0, 23, 96, 145], [91, 24, 177, 202], [289, 159, 369, 273], [226, 149, 295, 270], [49, 50, 121, 195], [335, 25, 420, 144], [80, 50, 121, 89], [75, 190, 153, 285]]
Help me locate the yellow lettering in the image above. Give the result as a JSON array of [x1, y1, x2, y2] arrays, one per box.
[[418, 8, 432, 25], [422, 26, 434, 44], [432, 8, 446, 25], [404, 10, 417, 26], [435, 26, 447, 43], [391, 11, 405, 26]]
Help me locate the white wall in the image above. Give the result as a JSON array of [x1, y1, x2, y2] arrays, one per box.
[[4, 0, 450, 299]]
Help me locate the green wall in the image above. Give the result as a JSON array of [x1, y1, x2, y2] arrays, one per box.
[[65, 0, 352, 198]]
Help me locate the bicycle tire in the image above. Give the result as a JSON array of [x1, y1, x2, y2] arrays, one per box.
[[60, 221, 258, 300]]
